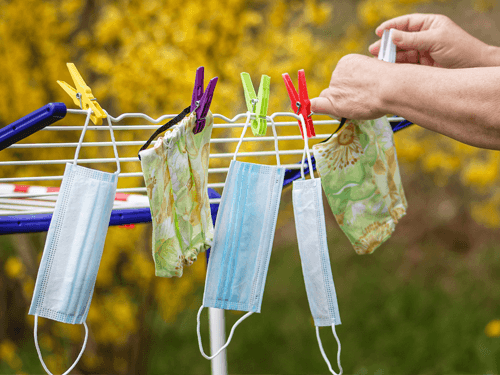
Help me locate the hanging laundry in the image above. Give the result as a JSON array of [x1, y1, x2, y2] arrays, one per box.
[[293, 117, 343, 375], [29, 109, 121, 375], [196, 111, 285, 360], [312, 117, 407, 254], [139, 112, 214, 277]]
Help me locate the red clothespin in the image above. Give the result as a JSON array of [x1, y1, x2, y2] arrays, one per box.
[[282, 69, 315, 139], [191, 67, 218, 134]]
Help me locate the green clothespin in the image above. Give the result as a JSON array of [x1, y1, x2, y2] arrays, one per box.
[[240, 72, 270, 136]]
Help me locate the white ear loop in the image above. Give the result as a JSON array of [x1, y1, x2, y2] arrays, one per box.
[[196, 306, 253, 360], [34, 315, 89, 375], [73, 109, 121, 174], [105, 111, 121, 174], [316, 324, 343, 375], [269, 115, 281, 166], [298, 114, 314, 180], [233, 112, 281, 166], [233, 112, 252, 161], [73, 109, 92, 166]]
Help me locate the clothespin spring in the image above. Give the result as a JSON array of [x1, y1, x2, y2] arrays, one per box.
[[251, 98, 259, 112], [76, 93, 83, 111], [295, 102, 302, 115]]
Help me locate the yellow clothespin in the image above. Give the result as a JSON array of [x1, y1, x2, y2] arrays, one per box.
[[57, 63, 106, 125]]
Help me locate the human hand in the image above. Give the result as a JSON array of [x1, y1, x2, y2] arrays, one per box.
[[310, 54, 390, 120], [369, 14, 498, 68]]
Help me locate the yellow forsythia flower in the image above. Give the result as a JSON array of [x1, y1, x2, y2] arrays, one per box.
[[485, 320, 500, 337], [0, 340, 17, 362], [4, 257, 25, 279]]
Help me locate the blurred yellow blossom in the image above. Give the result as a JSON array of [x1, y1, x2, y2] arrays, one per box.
[[0, 340, 22, 370], [0, 340, 17, 363], [39, 334, 55, 350], [4, 256, 25, 279], [474, 0, 497, 11], [485, 319, 500, 337], [82, 353, 104, 370], [22, 278, 34, 300], [461, 154, 499, 190]]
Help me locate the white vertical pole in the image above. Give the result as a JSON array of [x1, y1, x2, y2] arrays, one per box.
[[208, 307, 228, 375]]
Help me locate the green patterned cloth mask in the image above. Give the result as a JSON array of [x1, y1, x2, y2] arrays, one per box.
[[139, 112, 214, 277], [312, 117, 407, 255]]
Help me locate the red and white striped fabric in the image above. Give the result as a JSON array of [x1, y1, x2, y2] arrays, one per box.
[[0, 183, 149, 216]]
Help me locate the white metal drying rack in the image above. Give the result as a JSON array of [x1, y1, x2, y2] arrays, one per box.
[[0, 107, 404, 375]]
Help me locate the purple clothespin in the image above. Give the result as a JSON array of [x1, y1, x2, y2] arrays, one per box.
[[191, 66, 218, 134]]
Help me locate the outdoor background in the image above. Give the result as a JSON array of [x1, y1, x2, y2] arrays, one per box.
[[1, 0, 500, 374]]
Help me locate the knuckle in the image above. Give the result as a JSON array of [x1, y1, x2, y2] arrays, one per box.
[[436, 14, 450, 22], [320, 88, 331, 97], [338, 54, 362, 66]]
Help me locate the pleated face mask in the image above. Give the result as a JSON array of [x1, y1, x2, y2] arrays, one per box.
[[139, 111, 214, 277], [29, 112, 120, 375], [293, 116, 343, 375], [312, 117, 407, 254], [196, 111, 285, 360]]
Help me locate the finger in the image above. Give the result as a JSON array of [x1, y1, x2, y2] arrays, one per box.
[[368, 40, 381, 56], [310, 96, 336, 116], [396, 50, 420, 64], [391, 29, 434, 51], [419, 52, 434, 66], [375, 13, 429, 36]]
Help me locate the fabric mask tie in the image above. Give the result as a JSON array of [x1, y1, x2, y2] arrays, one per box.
[[197, 110, 285, 360], [293, 113, 343, 375], [30, 108, 120, 375]]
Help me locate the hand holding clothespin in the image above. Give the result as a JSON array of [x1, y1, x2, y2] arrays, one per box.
[[240, 72, 270, 136], [57, 63, 106, 125], [331, 30, 398, 136], [283, 70, 315, 139], [191, 66, 218, 134]]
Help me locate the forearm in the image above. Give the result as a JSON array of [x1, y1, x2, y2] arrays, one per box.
[[382, 64, 500, 150], [479, 45, 500, 67]]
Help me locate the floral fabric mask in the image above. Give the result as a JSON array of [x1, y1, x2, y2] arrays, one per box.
[[140, 112, 214, 276], [312, 117, 407, 254]]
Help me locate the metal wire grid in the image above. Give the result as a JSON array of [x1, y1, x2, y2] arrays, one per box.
[[0, 108, 404, 217]]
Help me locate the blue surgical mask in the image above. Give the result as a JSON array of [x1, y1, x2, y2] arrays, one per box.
[[28, 111, 120, 375], [197, 112, 285, 360], [293, 116, 343, 375]]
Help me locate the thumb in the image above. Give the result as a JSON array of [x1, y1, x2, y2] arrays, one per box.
[[310, 96, 335, 116], [391, 29, 434, 51]]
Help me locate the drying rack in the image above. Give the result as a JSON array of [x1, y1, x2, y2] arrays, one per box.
[[0, 103, 407, 375]]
